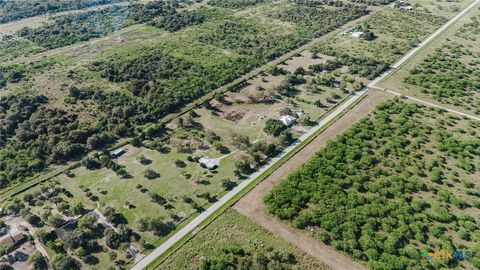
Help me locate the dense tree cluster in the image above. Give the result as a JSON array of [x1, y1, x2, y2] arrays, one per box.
[[0, 95, 93, 187], [207, 0, 264, 9], [0, 0, 127, 23], [265, 99, 480, 269], [404, 44, 480, 113], [17, 1, 176, 49], [272, 4, 368, 37], [0, 66, 24, 88], [264, 119, 286, 136], [151, 9, 205, 32], [0, 84, 159, 188], [455, 15, 479, 41], [99, 48, 247, 119]]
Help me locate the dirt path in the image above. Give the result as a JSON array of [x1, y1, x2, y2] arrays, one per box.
[[20, 222, 50, 261], [234, 89, 392, 270]]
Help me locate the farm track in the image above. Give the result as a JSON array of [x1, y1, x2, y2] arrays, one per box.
[[233, 90, 391, 270]]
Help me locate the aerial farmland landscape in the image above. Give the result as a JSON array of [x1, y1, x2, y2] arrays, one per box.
[[0, 0, 480, 269]]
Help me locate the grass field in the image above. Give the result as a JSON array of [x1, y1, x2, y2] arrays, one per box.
[[158, 209, 330, 270]]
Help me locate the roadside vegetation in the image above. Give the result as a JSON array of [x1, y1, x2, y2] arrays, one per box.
[[265, 99, 480, 269], [158, 209, 329, 270]]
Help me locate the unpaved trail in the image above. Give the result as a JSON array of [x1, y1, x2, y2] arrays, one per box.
[[234, 89, 392, 270]]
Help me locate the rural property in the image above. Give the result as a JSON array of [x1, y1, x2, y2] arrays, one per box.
[[1, 0, 480, 270]]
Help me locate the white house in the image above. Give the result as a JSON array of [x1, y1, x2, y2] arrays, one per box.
[[400, 5, 412, 10], [280, 115, 296, 127], [111, 148, 125, 158], [199, 157, 219, 170], [351, 31, 364, 38]]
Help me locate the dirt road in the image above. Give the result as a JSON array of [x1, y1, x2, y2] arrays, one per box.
[[234, 90, 392, 270]]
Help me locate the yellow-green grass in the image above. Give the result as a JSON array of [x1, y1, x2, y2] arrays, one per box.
[[158, 209, 331, 270]]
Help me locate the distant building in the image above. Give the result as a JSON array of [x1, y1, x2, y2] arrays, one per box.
[[115, 36, 125, 44], [111, 148, 125, 158], [0, 235, 14, 247], [199, 157, 219, 170], [280, 115, 296, 127], [351, 31, 364, 38], [400, 5, 412, 10]]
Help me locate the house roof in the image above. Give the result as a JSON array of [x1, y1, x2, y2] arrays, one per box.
[[199, 157, 219, 169], [280, 115, 296, 126], [0, 235, 14, 247], [111, 148, 125, 156], [10, 231, 24, 243]]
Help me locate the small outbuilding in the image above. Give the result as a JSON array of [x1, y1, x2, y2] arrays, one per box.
[[111, 148, 125, 158], [280, 115, 296, 127], [199, 157, 219, 170], [351, 31, 364, 38]]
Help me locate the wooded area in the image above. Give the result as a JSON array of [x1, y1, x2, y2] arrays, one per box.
[[265, 99, 480, 269], [0, 0, 126, 23]]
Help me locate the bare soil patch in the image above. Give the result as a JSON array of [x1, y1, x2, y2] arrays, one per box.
[[279, 51, 334, 73], [234, 89, 392, 270]]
